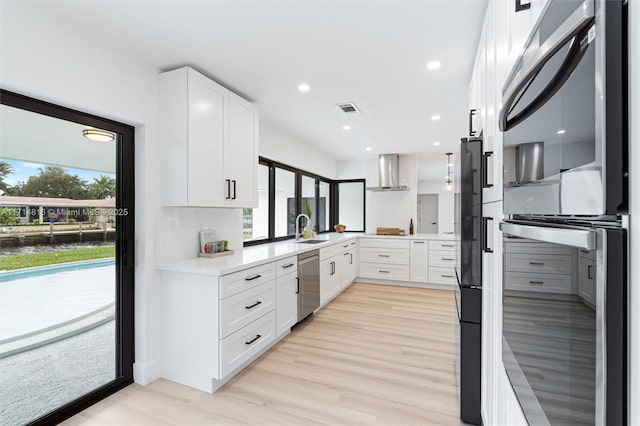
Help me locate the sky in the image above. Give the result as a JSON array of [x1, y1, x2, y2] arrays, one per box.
[[1, 158, 116, 187]]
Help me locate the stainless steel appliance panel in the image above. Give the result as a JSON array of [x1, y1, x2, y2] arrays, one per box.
[[297, 250, 320, 322], [501, 221, 627, 425], [500, 0, 627, 215]]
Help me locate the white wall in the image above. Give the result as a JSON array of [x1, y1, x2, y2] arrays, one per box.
[[338, 156, 417, 233], [417, 180, 455, 234], [260, 120, 337, 178], [629, 0, 639, 423]]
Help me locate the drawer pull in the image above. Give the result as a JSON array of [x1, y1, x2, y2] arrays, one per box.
[[245, 334, 262, 345], [351, 242, 356, 245], [343, 244, 349, 248], [529, 262, 544, 266], [441, 257, 454, 261], [529, 281, 544, 285], [587, 265, 593, 279], [379, 270, 390, 273], [245, 301, 262, 310], [378, 254, 390, 258], [441, 274, 454, 278], [282, 263, 295, 269], [414, 241, 425, 244], [245, 274, 262, 281], [441, 244, 454, 247]]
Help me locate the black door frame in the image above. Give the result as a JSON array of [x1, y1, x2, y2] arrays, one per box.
[[0, 89, 135, 425]]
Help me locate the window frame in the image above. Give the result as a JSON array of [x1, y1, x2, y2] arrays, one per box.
[[244, 157, 365, 247]]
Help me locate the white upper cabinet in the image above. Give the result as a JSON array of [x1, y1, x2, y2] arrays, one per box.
[[227, 92, 259, 207], [160, 67, 258, 208]]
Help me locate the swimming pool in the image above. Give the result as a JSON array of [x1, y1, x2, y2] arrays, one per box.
[[0, 259, 115, 340]]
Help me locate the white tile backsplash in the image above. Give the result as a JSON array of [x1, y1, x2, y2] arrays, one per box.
[[155, 207, 243, 264]]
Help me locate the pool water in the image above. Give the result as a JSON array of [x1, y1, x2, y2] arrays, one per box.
[[0, 261, 115, 340]]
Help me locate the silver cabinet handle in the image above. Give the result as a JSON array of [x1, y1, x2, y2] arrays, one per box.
[[441, 274, 454, 278], [529, 281, 544, 285], [413, 241, 425, 244], [441, 258, 455, 261], [379, 270, 390, 274], [378, 254, 390, 258], [529, 262, 544, 266]]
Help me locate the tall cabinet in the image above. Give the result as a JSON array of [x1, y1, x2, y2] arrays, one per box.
[[159, 66, 258, 208]]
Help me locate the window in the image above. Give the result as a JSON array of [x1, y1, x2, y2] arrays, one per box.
[[275, 167, 296, 237], [244, 158, 364, 246], [337, 180, 365, 232], [318, 180, 330, 232], [243, 163, 269, 241]]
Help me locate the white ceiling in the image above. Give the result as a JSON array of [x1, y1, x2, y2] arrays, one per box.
[[37, 0, 487, 181]]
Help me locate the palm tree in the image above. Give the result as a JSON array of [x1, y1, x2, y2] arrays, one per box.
[[0, 161, 14, 195], [88, 174, 116, 199]]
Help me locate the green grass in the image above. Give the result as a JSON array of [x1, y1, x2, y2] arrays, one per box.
[[0, 246, 115, 271]]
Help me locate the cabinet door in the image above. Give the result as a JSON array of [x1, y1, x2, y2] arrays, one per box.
[[410, 240, 429, 283], [577, 256, 596, 306], [227, 92, 258, 208], [482, 200, 503, 426], [320, 258, 339, 306], [276, 272, 298, 337], [341, 249, 357, 288], [187, 69, 228, 206]]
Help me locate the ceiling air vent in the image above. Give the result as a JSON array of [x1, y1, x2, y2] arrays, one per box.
[[337, 102, 361, 115]]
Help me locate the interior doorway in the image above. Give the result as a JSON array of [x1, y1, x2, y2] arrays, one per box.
[[417, 194, 438, 233]]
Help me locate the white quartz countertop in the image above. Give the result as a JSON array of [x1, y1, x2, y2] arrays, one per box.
[[157, 232, 458, 276]]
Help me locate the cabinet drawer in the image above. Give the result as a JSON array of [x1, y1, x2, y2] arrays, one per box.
[[220, 263, 276, 299], [275, 256, 297, 277], [505, 253, 572, 275], [359, 263, 409, 281], [359, 238, 410, 249], [504, 272, 572, 294], [220, 311, 275, 378], [220, 280, 276, 338], [359, 247, 410, 265], [505, 240, 573, 256], [320, 242, 346, 261], [429, 240, 458, 251], [428, 267, 457, 285], [429, 250, 456, 268]]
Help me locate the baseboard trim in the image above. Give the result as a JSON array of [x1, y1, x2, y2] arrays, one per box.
[[354, 278, 455, 291], [133, 359, 160, 385]]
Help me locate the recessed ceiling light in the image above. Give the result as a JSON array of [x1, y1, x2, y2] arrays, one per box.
[[365, 147, 373, 152], [298, 83, 310, 92], [431, 115, 441, 121], [427, 61, 442, 70], [83, 128, 114, 142], [343, 125, 351, 131], [433, 142, 441, 146], [557, 129, 566, 134]]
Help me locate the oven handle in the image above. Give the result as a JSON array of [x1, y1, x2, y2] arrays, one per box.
[[500, 222, 595, 250], [499, 2, 594, 132]]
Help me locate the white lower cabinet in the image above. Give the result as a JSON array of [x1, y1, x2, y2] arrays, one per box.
[[276, 271, 298, 337], [409, 240, 428, 283], [427, 240, 457, 287], [219, 311, 276, 378], [320, 255, 341, 305], [359, 238, 410, 281], [341, 241, 357, 289], [219, 280, 275, 338], [159, 260, 287, 393]]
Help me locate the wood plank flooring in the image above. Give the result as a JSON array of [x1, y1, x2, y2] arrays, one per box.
[[63, 283, 461, 425]]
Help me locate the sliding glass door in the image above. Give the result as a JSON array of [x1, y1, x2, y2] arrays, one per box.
[[0, 90, 134, 425]]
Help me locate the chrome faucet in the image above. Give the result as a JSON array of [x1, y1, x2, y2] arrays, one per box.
[[295, 213, 310, 241]]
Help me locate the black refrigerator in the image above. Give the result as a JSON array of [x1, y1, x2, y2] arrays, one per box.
[[454, 137, 483, 425]]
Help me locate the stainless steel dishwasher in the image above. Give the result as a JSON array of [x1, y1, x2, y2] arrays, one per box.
[[297, 250, 320, 322]]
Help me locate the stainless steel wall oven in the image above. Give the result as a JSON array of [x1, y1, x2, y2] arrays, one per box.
[[499, 0, 628, 424]]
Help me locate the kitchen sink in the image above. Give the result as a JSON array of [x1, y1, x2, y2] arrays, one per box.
[[296, 239, 328, 244]]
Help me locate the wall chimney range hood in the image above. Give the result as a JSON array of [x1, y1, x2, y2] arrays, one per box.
[[367, 154, 409, 191]]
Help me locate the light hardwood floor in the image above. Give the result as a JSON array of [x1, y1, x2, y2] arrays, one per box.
[[63, 283, 461, 425]]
